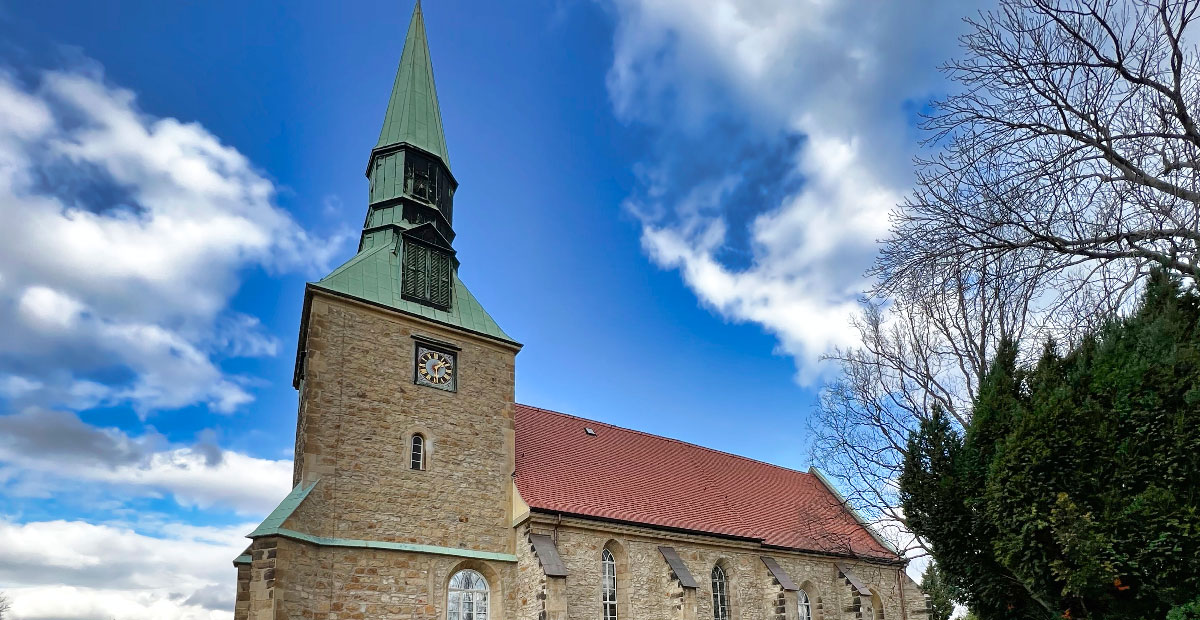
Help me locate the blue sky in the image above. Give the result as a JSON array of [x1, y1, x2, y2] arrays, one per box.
[[0, 1, 986, 617]]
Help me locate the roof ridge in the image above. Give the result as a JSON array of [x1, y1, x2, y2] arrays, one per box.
[[514, 403, 818, 481]]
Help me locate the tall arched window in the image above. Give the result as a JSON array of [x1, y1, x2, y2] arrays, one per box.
[[711, 565, 729, 620], [448, 569, 488, 620], [798, 589, 811, 620], [602, 549, 617, 620], [410, 434, 425, 470]]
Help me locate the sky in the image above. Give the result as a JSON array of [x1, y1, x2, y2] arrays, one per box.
[[0, 1, 989, 618]]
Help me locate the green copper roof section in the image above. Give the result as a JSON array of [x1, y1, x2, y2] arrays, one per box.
[[376, 1, 450, 168], [248, 480, 317, 538], [260, 528, 518, 563], [313, 240, 518, 346]]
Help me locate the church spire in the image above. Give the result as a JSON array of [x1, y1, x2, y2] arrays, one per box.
[[364, 1, 458, 240], [307, 0, 515, 348], [376, 0, 450, 169]]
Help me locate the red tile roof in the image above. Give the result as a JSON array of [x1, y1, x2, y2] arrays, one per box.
[[513, 405, 899, 562]]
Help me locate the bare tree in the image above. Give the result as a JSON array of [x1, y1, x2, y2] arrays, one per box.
[[815, 0, 1200, 556], [0, 591, 11, 620], [892, 0, 1200, 292], [814, 250, 1046, 556]]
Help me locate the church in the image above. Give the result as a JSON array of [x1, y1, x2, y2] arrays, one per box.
[[231, 4, 926, 620]]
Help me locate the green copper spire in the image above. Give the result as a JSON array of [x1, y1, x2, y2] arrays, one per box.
[[304, 1, 513, 347], [376, 1, 450, 168]]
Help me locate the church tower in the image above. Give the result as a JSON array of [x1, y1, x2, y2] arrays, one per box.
[[234, 4, 522, 619]]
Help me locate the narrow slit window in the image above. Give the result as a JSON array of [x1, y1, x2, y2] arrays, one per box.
[[711, 565, 729, 620], [798, 590, 811, 620], [602, 549, 617, 620], [410, 434, 425, 470]]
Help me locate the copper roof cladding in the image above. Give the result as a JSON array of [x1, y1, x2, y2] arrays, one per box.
[[513, 405, 899, 562]]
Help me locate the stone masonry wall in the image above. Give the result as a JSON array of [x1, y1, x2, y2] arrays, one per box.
[[289, 290, 519, 553], [244, 538, 279, 620], [525, 514, 923, 620], [233, 560, 251, 620], [250, 535, 519, 620], [516, 523, 549, 620]]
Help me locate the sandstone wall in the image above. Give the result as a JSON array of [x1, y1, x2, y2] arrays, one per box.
[[233, 560, 251, 620], [522, 515, 925, 620], [516, 525, 549, 620], [289, 290, 519, 553], [244, 535, 519, 620]]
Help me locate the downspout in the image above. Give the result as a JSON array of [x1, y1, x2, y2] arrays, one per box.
[[897, 568, 909, 620]]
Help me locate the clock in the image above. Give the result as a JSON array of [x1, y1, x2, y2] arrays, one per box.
[[415, 346, 456, 391]]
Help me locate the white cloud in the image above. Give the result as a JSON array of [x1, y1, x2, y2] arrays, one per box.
[[0, 65, 349, 414], [17, 286, 86, 330], [0, 375, 43, 399], [98, 448, 291, 513], [608, 0, 991, 380], [0, 408, 292, 515], [0, 519, 252, 620], [214, 314, 280, 359]]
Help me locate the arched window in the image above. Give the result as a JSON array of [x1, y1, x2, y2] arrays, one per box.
[[602, 548, 617, 620], [711, 565, 729, 620], [410, 434, 425, 470], [448, 569, 489, 620], [798, 589, 811, 620]]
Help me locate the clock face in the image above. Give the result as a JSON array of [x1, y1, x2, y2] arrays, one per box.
[[416, 347, 455, 390]]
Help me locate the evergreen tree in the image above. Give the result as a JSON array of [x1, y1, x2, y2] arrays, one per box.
[[900, 272, 1200, 619], [920, 563, 956, 620]]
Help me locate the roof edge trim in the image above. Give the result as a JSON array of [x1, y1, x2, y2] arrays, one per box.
[[307, 283, 522, 349], [526, 500, 904, 564], [529, 508, 764, 545], [247, 480, 318, 538], [808, 467, 904, 558]]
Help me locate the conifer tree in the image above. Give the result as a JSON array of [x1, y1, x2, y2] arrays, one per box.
[[919, 563, 956, 620], [901, 272, 1200, 619]]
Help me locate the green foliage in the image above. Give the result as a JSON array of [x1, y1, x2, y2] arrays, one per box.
[[1168, 596, 1200, 620], [900, 272, 1200, 620], [920, 563, 957, 620]]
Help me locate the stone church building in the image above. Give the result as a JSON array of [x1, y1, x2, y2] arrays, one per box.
[[232, 4, 927, 620]]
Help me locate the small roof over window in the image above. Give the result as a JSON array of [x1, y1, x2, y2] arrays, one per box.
[[528, 533, 568, 577]]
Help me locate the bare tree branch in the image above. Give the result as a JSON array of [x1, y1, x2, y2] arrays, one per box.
[[812, 0, 1200, 558]]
